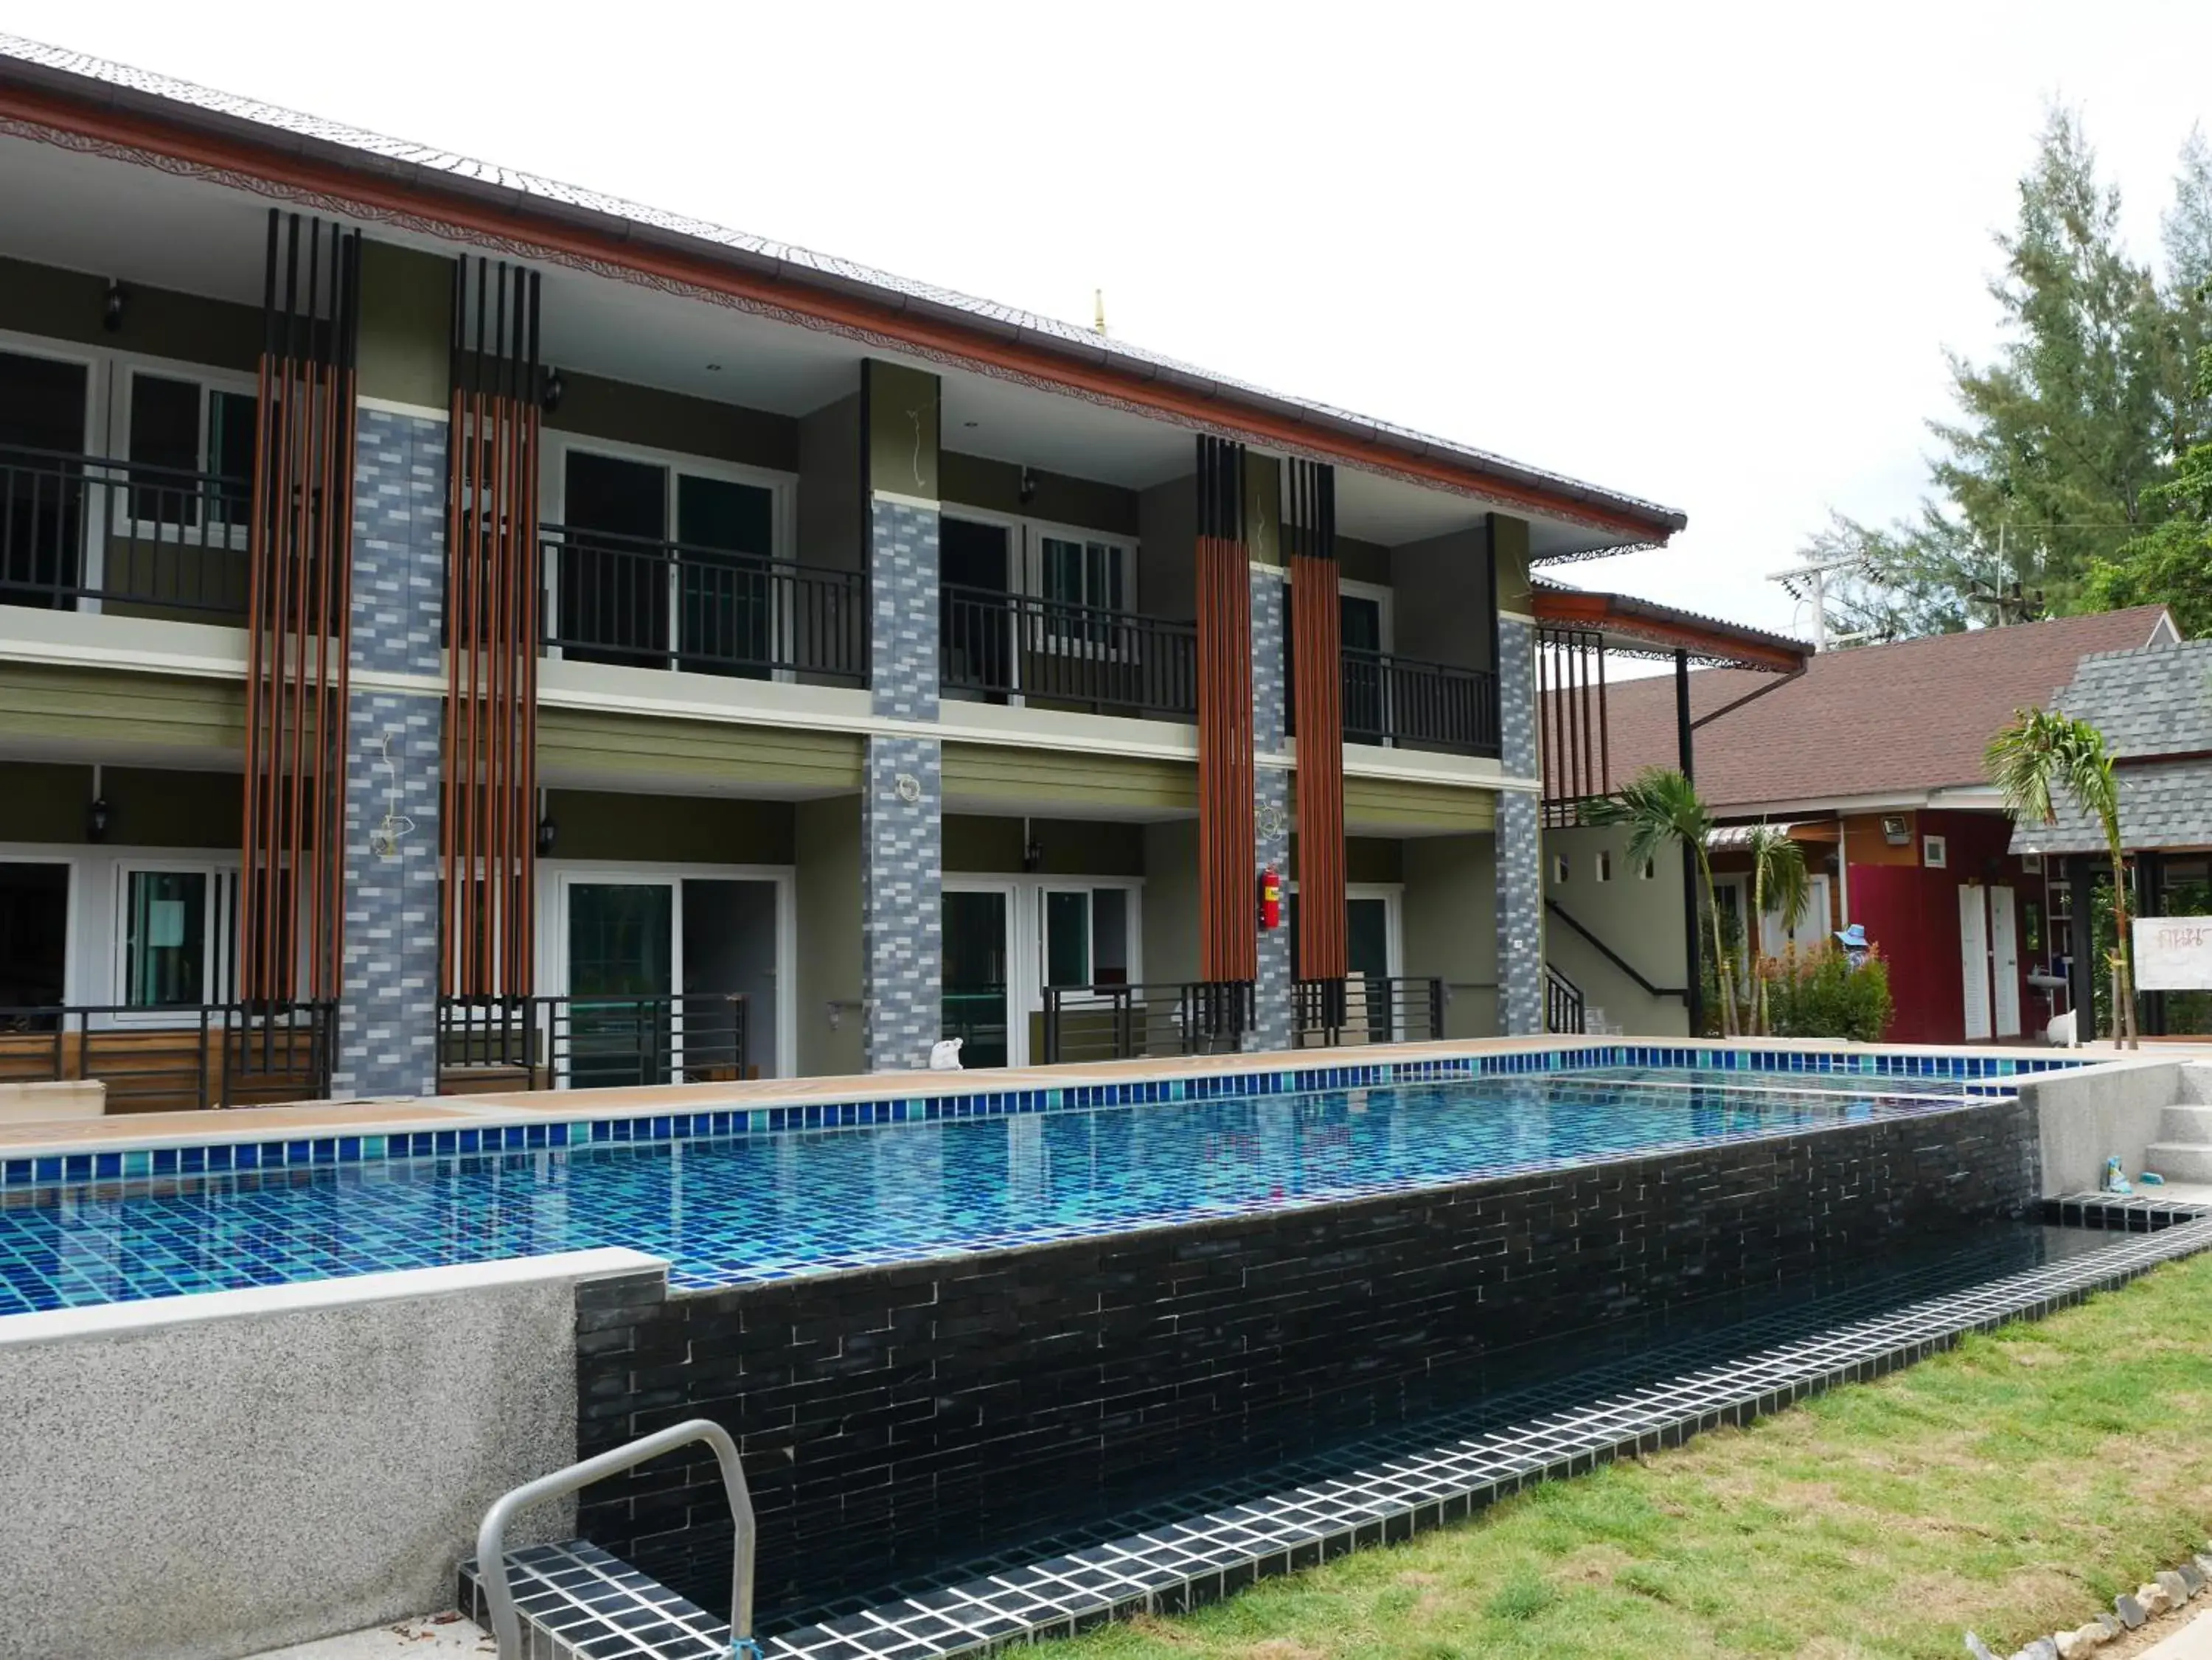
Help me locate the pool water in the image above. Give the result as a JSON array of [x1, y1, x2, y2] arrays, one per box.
[[0, 1067, 1992, 1316]]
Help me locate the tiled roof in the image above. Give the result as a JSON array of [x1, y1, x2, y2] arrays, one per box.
[[2009, 638, 2212, 855], [1559, 607, 2177, 811], [0, 34, 1687, 540]]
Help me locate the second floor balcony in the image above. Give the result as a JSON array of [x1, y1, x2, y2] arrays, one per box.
[[1, 445, 256, 621]]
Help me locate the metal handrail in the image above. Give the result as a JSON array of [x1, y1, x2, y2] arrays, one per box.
[[476, 1417, 757, 1660]]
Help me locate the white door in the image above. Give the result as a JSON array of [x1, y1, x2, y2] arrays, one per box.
[[1958, 883, 1992, 1041], [1989, 884, 2021, 1038], [1760, 873, 1831, 960]]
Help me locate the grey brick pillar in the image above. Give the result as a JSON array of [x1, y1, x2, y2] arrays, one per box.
[[332, 407, 446, 1099], [1250, 567, 1295, 1051], [1495, 614, 1543, 1035], [863, 491, 943, 1071]]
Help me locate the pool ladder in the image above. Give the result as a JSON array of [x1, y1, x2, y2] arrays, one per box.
[[476, 1417, 759, 1659]]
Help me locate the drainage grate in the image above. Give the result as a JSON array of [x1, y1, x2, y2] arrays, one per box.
[[470, 1219, 2212, 1659]]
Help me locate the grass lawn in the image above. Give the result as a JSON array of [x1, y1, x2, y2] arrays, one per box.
[[1047, 1249, 2212, 1660]]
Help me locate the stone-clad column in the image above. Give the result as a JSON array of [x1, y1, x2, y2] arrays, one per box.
[[332, 407, 446, 1099], [1491, 512, 1543, 1036], [861, 361, 943, 1072], [1250, 566, 1294, 1051]]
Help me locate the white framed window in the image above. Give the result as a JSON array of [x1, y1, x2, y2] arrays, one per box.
[[1034, 532, 1128, 615], [1639, 857, 1657, 881], [118, 364, 257, 535], [1040, 885, 1133, 988], [1923, 834, 1949, 870], [1596, 850, 1613, 882], [112, 862, 236, 1011], [1551, 854, 1570, 884]]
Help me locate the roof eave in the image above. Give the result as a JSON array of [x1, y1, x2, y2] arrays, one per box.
[[0, 52, 1689, 545]]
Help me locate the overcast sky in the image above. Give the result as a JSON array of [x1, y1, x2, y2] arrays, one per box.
[[9, 1, 2211, 640]]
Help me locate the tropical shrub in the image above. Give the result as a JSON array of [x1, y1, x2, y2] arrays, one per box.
[[1761, 944, 1893, 1043]]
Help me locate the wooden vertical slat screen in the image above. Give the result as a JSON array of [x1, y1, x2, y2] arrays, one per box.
[[1537, 626, 1607, 826], [1195, 434, 1255, 983], [1287, 458, 1346, 980], [239, 211, 359, 1003], [442, 259, 543, 998]]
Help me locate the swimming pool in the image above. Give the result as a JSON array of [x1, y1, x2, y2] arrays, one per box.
[[0, 1064, 2007, 1316]]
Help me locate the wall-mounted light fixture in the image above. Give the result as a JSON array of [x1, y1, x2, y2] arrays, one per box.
[[537, 815, 558, 857], [1018, 466, 1038, 506], [539, 367, 565, 413], [102, 280, 126, 333], [1022, 817, 1043, 873], [86, 796, 111, 843]]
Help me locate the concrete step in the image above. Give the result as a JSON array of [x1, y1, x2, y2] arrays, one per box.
[[2160, 1103, 2212, 1143], [2143, 1141, 2212, 1184], [2182, 1066, 2212, 1105]]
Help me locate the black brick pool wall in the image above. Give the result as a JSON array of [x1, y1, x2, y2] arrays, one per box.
[[573, 1096, 2039, 1621]]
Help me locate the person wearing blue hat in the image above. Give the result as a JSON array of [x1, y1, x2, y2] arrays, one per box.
[[1835, 923, 1869, 970]]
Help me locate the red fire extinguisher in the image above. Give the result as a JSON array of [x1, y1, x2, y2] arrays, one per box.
[[1258, 865, 1282, 932]]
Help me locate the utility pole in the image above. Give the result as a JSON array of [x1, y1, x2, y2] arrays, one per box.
[[1766, 551, 1873, 651]]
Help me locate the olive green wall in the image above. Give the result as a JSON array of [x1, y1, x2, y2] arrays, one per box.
[[943, 815, 1145, 876], [545, 791, 794, 865], [864, 359, 940, 498], [0, 254, 259, 375], [1348, 837, 1404, 885], [794, 795, 863, 1077], [537, 708, 862, 794], [1391, 523, 1494, 672], [1245, 453, 1282, 567], [1492, 512, 1534, 615], [1337, 534, 1392, 589], [0, 665, 245, 755], [549, 371, 799, 473], [943, 744, 1197, 815], [1141, 817, 1201, 986], [0, 761, 239, 848], [1137, 473, 1197, 623], [1402, 832, 1500, 1039], [1342, 775, 1497, 833], [355, 240, 451, 408], [939, 453, 1139, 537], [798, 391, 862, 573]]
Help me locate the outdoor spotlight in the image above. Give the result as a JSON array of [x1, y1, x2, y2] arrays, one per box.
[[102, 281, 126, 333], [86, 797, 110, 842], [540, 367, 565, 413], [1018, 466, 1038, 506], [1023, 834, 1043, 873], [536, 815, 557, 856]]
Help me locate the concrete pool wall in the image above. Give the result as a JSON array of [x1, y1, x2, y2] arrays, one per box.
[[574, 1092, 2042, 1621], [0, 1249, 648, 1660]]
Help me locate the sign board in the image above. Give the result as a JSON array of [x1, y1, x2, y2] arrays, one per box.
[[2133, 917, 2212, 991]]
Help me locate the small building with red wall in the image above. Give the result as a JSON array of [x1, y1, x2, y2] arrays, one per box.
[[1548, 606, 2179, 1044]]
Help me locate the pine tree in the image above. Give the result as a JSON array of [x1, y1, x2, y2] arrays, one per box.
[[1806, 114, 2212, 642]]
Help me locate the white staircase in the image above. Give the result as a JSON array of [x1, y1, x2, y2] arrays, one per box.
[[2145, 1067, 2212, 1184]]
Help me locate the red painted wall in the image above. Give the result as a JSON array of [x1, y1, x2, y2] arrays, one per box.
[[1842, 810, 2036, 1045]]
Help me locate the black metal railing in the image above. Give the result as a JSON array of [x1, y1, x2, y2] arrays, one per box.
[[543, 523, 867, 683], [1291, 975, 1446, 1047], [1040, 980, 1253, 1064], [1545, 966, 1586, 1035], [1341, 649, 1500, 756], [437, 992, 748, 1091], [1, 445, 257, 618], [0, 1001, 335, 1111], [940, 585, 1198, 716]]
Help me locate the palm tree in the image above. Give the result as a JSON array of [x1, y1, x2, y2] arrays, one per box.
[[1986, 708, 2137, 1048], [1744, 824, 1811, 1036], [1588, 767, 1739, 1036]]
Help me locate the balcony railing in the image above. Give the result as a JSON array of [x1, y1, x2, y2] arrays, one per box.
[[1291, 975, 1446, 1047], [1340, 649, 1500, 756], [437, 992, 748, 1092], [0, 1001, 336, 1112], [543, 523, 867, 683], [1, 445, 256, 619], [1040, 980, 1253, 1064], [940, 585, 1198, 716]]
